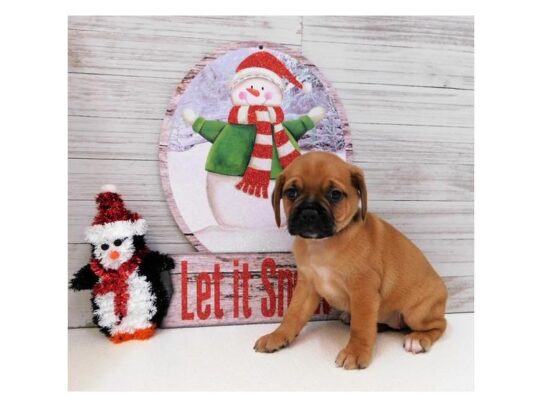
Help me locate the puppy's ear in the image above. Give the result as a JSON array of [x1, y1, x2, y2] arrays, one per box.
[[350, 166, 368, 221], [271, 174, 285, 227]]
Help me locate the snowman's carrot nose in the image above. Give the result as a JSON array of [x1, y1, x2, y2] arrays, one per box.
[[246, 87, 260, 97], [109, 251, 120, 260]]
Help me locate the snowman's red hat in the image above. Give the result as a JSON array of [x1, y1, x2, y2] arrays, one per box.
[[229, 51, 312, 93], [85, 185, 147, 244]]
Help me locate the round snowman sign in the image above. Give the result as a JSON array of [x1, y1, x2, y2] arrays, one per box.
[[160, 43, 352, 253]]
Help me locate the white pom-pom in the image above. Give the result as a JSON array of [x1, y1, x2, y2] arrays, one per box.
[[308, 106, 326, 124], [182, 109, 198, 126], [302, 82, 312, 93], [100, 184, 118, 193]]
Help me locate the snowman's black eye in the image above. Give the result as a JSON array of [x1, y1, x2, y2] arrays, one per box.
[[101, 244, 109, 251], [114, 239, 123, 247], [261, 87, 264, 90], [250, 85, 253, 89]]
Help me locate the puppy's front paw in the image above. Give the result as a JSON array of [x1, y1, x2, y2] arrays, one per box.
[[254, 331, 291, 353], [335, 344, 372, 370]]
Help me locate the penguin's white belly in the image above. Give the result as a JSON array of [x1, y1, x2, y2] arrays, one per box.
[[93, 271, 157, 335], [206, 172, 286, 228]]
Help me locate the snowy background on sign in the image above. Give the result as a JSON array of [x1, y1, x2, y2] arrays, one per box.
[[168, 47, 346, 153]]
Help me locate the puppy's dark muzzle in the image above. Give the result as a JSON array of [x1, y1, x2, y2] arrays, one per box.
[[288, 201, 335, 239]]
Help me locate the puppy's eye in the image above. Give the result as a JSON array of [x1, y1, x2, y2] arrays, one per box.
[[101, 244, 109, 251], [285, 188, 298, 201], [328, 189, 345, 203], [113, 239, 123, 247]]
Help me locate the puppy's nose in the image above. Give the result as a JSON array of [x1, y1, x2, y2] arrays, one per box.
[[300, 208, 319, 223]]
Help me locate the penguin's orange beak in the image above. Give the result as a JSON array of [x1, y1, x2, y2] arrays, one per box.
[[246, 87, 260, 97], [109, 251, 120, 260]]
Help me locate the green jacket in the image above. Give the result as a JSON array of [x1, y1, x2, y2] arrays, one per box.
[[192, 115, 315, 179]]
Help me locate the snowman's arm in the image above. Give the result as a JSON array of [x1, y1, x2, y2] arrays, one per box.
[[192, 117, 227, 143], [70, 264, 98, 291], [282, 115, 316, 142]]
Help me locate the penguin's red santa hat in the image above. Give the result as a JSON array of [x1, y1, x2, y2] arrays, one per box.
[[229, 50, 312, 93], [85, 185, 147, 245]]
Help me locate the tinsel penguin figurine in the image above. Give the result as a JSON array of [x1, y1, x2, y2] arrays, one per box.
[[70, 185, 174, 343]]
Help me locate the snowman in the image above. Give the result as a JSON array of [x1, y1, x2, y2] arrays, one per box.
[[182, 50, 326, 229]]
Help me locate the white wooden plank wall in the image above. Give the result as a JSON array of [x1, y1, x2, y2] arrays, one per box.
[[68, 16, 474, 327]]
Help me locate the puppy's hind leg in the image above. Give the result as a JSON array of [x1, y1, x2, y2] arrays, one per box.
[[402, 294, 447, 354]]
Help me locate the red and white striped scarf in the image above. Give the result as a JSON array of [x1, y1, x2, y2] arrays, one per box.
[[228, 105, 300, 199]]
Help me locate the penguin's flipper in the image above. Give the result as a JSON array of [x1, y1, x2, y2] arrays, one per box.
[[144, 251, 174, 299], [139, 252, 174, 285], [139, 251, 175, 326], [158, 252, 175, 301], [70, 264, 98, 291]]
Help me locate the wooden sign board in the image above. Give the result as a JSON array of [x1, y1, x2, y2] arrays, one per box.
[[157, 42, 354, 327], [163, 252, 339, 327], [162, 252, 471, 328]]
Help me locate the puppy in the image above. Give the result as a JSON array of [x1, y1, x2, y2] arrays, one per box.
[[254, 151, 447, 369]]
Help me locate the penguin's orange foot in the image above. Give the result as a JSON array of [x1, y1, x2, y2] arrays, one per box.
[[110, 332, 132, 344], [109, 326, 156, 344], [132, 326, 156, 340]]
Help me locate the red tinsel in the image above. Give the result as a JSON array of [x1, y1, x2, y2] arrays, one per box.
[[90, 253, 143, 319], [93, 191, 142, 226]]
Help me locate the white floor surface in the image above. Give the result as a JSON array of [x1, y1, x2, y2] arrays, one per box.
[[68, 313, 473, 391]]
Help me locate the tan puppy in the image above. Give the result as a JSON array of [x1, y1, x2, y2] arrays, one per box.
[[254, 151, 447, 369]]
